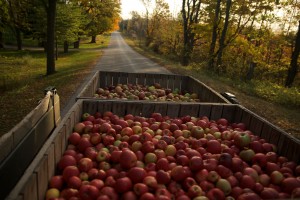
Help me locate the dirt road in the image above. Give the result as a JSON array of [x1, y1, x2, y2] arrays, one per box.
[[61, 32, 172, 116], [94, 32, 172, 74]]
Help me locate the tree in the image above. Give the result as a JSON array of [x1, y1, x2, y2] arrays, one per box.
[[181, 0, 202, 66], [140, 0, 152, 46], [216, 0, 232, 72], [56, 2, 84, 53], [80, 0, 120, 43], [0, 0, 9, 48], [285, 20, 300, 87], [208, 0, 221, 69], [46, 0, 57, 75], [147, 0, 171, 50], [2, 0, 31, 50]]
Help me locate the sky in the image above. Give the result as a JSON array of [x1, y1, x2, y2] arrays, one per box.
[[120, 0, 181, 19]]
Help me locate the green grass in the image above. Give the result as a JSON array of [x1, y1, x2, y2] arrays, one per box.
[[0, 35, 110, 136]]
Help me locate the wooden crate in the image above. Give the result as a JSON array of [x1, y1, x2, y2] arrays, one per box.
[[77, 71, 231, 103], [6, 99, 300, 200], [0, 88, 60, 200]]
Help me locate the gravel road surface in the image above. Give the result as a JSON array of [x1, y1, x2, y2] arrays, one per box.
[[61, 32, 172, 117]]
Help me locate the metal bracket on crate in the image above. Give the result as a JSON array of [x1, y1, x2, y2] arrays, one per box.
[[221, 92, 239, 104], [44, 86, 57, 95]]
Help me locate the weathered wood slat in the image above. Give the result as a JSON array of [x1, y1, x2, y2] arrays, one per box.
[[221, 105, 237, 123], [198, 104, 212, 118], [210, 104, 224, 120], [166, 103, 180, 118], [34, 156, 48, 200], [179, 103, 200, 117]]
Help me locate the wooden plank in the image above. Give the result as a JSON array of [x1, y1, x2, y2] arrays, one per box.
[[22, 174, 38, 200], [260, 122, 273, 141], [145, 73, 156, 86], [12, 119, 32, 148], [179, 103, 200, 117], [53, 94, 61, 126], [112, 101, 127, 117], [136, 73, 146, 85], [210, 104, 224, 121], [141, 102, 156, 117], [0, 132, 13, 163], [54, 127, 66, 167], [267, 126, 281, 147], [240, 107, 253, 131], [126, 101, 143, 116], [99, 71, 107, 88], [166, 74, 175, 90], [220, 105, 236, 123], [248, 114, 264, 137], [83, 100, 98, 115], [97, 101, 113, 114], [159, 74, 168, 88], [119, 72, 128, 84], [285, 137, 300, 163], [153, 103, 168, 116], [34, 156, 48, 200], [128, 73, 137, 85], [198, 104, 212, 118], [35, 108, 55, 150], [232, 105, 244, 123], [0, 128, 36, 199], [111, 72, 121, 86], [166, 103, 181, 118], [46, 143, 56, 180], [173, 75, 182, 91]]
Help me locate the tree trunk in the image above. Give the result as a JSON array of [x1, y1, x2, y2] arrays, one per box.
[[46, 0, 57, 75], [285, 20, 300, 87], [208, 0, 221, 69], [246, 62, 256, 81], [64, 41, 69, 53], [91, 35, 96, 43], [74, 38, 80, 48], [0, 31, 3, 48], [216, 0, 232, 73], [16, 28, 22, 50], [181, 0, 190, 66]]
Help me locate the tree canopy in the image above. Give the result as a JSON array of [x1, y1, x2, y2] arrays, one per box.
[[121, 0, 299, 87]]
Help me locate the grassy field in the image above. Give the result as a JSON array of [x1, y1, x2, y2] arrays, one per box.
[[0, 35, 110, 136], [124, 38, 300, 139]]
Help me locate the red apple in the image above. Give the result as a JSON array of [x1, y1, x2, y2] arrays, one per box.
[[78, 158, 93, 172], [119, 149, 137, 169], [99, 186, 118, 200], [281, 177, 300, 193], [67, 176, 82, 189], [78, 184, 99, 200], [115, 177, 132, 193], [233, 131, 251, 148], [49, 175, 64, 190], [127, 167, 147, 183], [58, 155, 77, 171], [133, 183, 149, 196], [62, 166, 80, 182], [68, 132, 82, 145], [171, 165, 190, 182], [189, 156, 203, 171], [156, 170, 171, 184], [206, 188, 225, 200]]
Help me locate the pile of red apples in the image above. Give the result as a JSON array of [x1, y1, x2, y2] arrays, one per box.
[[93, 83, 200, 102], [45, 111, 300, 200]]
